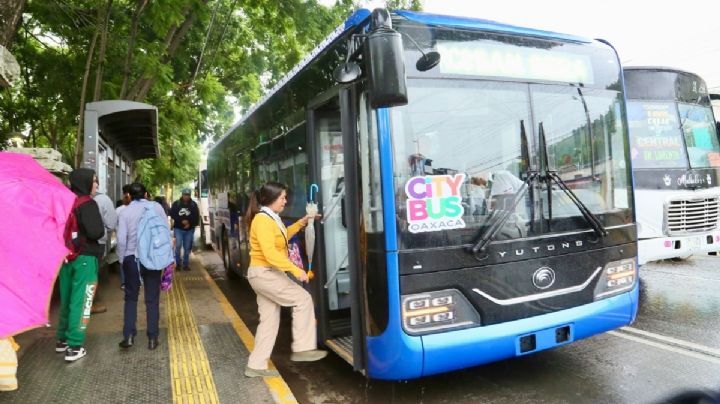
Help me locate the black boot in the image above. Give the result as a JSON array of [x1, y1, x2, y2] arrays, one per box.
[[119, 336, 134, 348], [148, 338, 159, 350]]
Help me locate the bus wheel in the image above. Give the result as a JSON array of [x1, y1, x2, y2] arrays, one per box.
[[199, 219, 206, 248], [223, 233, 237, 278]]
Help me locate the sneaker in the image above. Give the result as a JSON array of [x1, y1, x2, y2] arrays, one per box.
[[65, 346, 87, 362], [290, 349, 328, 362], [55, 340, 68, 353], [244, 366, 279, 378]]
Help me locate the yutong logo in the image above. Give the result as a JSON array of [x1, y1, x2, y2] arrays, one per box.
[[532, 267, 556, 289], [496, 240, 583, 258]]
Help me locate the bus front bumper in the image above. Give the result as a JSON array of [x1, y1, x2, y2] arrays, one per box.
[[638, 233, 720, 264], [366, 285, 638, 380]]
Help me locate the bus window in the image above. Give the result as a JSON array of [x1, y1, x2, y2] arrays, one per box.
[[200, 169, 208, 198], [359, 93, 384, 234], [290, 153, 308, 218], [626, 101, 687, 169], [391, 79, 531, 248], [679, 103, 720, 168], [532, 86, 630, 228], [278, 153, 307, 218]]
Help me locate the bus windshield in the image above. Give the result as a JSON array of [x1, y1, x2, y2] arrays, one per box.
[[628, 101, 720, 169], [199, 169, 209, 197], [391, 79, 632, 249], [679, 103, 720, 168]]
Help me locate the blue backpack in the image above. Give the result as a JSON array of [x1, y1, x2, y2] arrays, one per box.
[[135, 202, 174, 270]]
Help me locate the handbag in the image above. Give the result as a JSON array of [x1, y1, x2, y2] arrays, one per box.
[[288, 241, 304, 269], [160, 263, 175, 291]]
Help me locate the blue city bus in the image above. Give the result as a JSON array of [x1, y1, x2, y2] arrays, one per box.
[[207, 8, 638, 380]]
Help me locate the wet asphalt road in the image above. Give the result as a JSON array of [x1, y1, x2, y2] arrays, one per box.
[[200, 250, 720, 403]]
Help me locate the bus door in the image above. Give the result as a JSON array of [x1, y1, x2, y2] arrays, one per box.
[[308, 88, 365, 371]]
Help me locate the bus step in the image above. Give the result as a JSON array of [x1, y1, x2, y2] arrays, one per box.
[[325, 336, 353, 366], [328, 317, 352, 335]]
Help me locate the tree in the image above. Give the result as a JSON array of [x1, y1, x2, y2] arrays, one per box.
[[0, 0, 27, 48], [386, 0, 423, 11], [0, 0, 354, 193]]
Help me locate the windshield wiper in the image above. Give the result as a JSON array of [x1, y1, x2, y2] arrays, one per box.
[[576, 88, 596, 178], [520, 119, 535, 230], [469, 172, 537, 254], [539, 123, 608, 238], [470, 120, 537, 254]]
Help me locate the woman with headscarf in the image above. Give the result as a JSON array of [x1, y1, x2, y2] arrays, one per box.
[[243, 182, 326, 378]]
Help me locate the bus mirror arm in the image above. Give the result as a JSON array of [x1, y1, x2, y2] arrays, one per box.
[[333, 21, 440, 84], [397, 31, 441, 72], [332, 9, 410, 108]]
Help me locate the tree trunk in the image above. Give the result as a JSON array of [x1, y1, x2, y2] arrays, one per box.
[[164, 182, 173, 203], [50, 118, 58, 150], [93, 0, 114, 101], [189, 0, 220, 86], [74, 32, 99, 168], [0, 0, 26, 48], [126, 0, 209, 101], [133, 12, 197, 100], [119, 0, 148, 99]]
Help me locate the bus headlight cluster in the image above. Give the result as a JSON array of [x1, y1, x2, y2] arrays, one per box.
[[593, 258, 636, 300], [401, 289, 480, 335]]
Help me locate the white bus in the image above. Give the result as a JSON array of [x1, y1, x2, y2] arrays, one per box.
[[624, 67, 720, 264], [197, 156, 211, 246]]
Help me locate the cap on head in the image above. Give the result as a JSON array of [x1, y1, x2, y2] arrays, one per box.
[[182, 188, 191, 195]]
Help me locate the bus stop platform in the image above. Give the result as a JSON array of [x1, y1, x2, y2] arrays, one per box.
[[4, 254, 296, 404]]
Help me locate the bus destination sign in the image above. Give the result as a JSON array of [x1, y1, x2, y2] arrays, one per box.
[[437, 41, 595, 84]]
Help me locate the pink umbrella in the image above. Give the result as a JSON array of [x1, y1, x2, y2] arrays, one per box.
[[0, 152, 75, 338]]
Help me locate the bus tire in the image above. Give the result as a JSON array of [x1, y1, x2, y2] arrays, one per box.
[[199, 218, 206, 248], [223, 232, 237, 278]]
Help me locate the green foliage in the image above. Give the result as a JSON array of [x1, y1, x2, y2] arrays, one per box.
[[0, 0, 354, 193], [386, 0, 423, 11]]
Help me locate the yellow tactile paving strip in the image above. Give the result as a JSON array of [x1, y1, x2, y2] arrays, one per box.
[[166, 275, 220, 404]]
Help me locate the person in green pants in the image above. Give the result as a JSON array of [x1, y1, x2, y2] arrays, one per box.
[[56, 168, 105, 362]]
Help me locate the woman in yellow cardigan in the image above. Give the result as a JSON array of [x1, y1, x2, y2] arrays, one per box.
[[243, 182, 326, 377]]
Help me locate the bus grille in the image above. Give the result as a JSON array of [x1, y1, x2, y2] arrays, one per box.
[[666, 197, 720, 235]]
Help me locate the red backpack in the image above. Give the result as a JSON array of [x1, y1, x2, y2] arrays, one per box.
[[63, 195, 93, 262]]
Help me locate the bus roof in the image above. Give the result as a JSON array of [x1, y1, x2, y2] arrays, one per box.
[[624, 66, 703, 79], [211, 8, 595, 153], [394, 10, 591, 43]]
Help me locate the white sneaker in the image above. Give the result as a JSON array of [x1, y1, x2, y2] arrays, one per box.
[[290, 349, 328, 362], [65, 346, 87, 362]]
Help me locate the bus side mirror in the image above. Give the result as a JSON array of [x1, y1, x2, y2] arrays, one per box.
[[365, 9, 408, 109]]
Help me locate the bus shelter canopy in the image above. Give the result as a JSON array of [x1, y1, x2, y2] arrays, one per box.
[[85, 100, 159, 160]]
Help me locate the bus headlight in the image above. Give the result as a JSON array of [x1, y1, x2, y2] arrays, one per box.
[[401, 289, 480, 335], [593, 258, 637, 300]]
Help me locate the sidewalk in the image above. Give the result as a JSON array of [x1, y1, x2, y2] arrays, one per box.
[[4, 251, 297, 404]]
